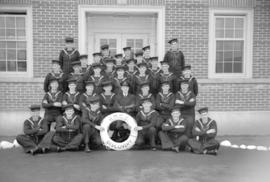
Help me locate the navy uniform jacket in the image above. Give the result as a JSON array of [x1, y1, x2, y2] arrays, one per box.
[[163, 50, 185, 76], [113, 93, 136, 114], [86, 75, 106, 94], [42, 91, 63, 115], [134, 74, 152, 94], [79, 92, 97, 111], [43, 72, 64, 92], [55, 114, 81, 140], [192, 118, 217, 142], [149, 68, 161, 94], [158, 72, 177, 93], [23, 116, 48, 137], [135, 110, 159, 129], [82, 108, 103, 127], [126, 70, 137, 94], [67, 72, 84, 93], [112, 76, 131, 94], [161, 117, 186, 135], [100, 93, 117, 114], [62, 92, 80, 111], [176, 76, 198, 96], [175, 90, 196, 117], [136, 93, 156, 111], [156, 92, 175, 116], [59, 48, 80, 74]]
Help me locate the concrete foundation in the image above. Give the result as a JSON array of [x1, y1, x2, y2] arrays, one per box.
[[0, 111, 269, 136]]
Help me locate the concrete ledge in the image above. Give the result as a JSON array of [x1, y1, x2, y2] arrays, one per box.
[[0, 110, 270, 136]]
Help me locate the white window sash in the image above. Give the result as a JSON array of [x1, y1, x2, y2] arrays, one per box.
[[0, 6, 33, 78], [208, 9, 253, 79]]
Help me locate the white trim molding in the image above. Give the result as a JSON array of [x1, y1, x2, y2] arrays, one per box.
[[0, 5, 33, 78], [78, 5, 165, 61], [208, 8, 253, 79]]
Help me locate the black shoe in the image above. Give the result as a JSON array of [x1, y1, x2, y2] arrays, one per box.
[[30, 147, 39, 155]]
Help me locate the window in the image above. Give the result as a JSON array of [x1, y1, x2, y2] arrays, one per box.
[[209, 9, 253, 78], [0, 7, 32, 77]]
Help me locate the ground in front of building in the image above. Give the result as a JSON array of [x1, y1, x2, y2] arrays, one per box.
[[0, 136, 270, 182]]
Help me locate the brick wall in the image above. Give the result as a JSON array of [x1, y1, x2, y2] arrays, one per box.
[[253, 0, 270, 78], [0, 0, 269, 112]]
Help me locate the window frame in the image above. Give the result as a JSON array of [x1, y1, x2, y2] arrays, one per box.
[[208, 9, 253, 79], [0, 6, 33, 78]]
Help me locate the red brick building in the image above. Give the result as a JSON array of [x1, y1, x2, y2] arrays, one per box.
[[0, 0, 269, 135]]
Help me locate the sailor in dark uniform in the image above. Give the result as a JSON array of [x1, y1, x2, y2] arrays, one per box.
[[163, 38, 185, 77], [142, 45, 151, 65], [43, 59, 64, 93], [122, 46, 133, 64], [16, 105, 49, 155], [79, 54, 89, 74], [59, 37, 80, 74], [188, 107, 220, 155], [114, 53, 124, 66]]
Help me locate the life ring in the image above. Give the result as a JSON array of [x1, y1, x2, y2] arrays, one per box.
[[100, 112, 138, 151]]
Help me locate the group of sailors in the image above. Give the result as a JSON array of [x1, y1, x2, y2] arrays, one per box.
[[16, 37, 220, 155]]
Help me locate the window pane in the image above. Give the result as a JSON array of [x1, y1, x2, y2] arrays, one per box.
[[225, 18, 234, 29], [100, 39, 107, 46], [0, 41, 6, 48], [17, 49, 26, 60], [7, 41, 16, 48], [17, 41, 26, 49], [235, 29, 243, 38], [0, 49, 6, 59], [233, 62, 242, 73], [224, 41, 233, 51], [216, 18, 224, 29], [234, 51, 243, 62], [225, 29, 234, 38], [215, 29, 224, 38], [216, 63, 223, 73], [224, 51, 233, 62], [126, 39, 134, 48], [235, 18, 244, 29], [108, 39, 116, 48], [17, 61, 26, 72], [216, 52, 223, 62], [16, 17, 25, 28], [7, 49, 16, 60], [216, 41, 223, 51], [6, 29, 16, 38], [0, 17, 5, 28], [234, 41, 243, 50], [6, 17, 15, 28], [7, 61, 16, 71], [135, 39, 143, 48], [0, 29, 5, 38], [0, 61, 6, 71], [16, 29, 26, 37], [224, 63, 233, 73]]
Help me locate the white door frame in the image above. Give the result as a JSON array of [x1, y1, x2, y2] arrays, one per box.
[[78, 5, 165, 61]]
